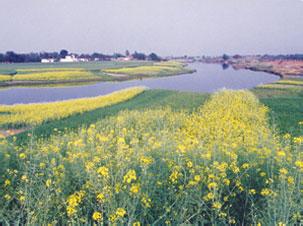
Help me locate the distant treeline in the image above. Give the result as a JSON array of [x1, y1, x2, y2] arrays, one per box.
[[260, 54, 303, 61], [0, 50, 161, 63], [220, 54, 303, 61]]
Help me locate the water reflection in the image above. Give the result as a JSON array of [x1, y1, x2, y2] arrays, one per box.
[[222, 63, 229, 70]]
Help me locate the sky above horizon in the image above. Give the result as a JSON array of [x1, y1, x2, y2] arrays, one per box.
[[0, 0, 303, 56]]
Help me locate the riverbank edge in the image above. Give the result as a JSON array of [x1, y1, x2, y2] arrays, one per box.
[[0, 68, 196, 88]]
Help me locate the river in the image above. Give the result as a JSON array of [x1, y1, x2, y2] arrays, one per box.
[[0, 63, 279, 105]]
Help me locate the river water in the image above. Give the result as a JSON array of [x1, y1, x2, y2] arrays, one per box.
[[0, 63, 279, 105]]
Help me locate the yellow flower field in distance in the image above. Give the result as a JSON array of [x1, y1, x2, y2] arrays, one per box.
[[0, 75, 13, 82], [12, 70, 98, 81], [0, 87, 145, 127], [16, 68, 85, 73], [276, 79, 303, 86], [154, 61, 184, 67], [257, 78, 303, 90], [103, 61, 192, 76]]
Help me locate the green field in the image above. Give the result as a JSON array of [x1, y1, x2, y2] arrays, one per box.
[[0, 61, 152, 73], [103, 61, 195, 78], [0, 61, 151, 86], [0, 61, 193, 87], [0, 76, 302, 225]]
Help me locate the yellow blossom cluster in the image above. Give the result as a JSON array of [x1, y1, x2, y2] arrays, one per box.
[[13, 70, 98, 81], [0, 87, 145, 127], [0, 75, 12, 82], [103, 61, 192, 77]]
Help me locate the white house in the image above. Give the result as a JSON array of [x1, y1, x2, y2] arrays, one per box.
[[78, 58, 89, 62], [115, 56, 133, 62], [60, 55, 78, 63], [41, 58, 55, 63]]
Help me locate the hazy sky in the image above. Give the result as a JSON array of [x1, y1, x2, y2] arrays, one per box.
[[0, 0, 303, 56]]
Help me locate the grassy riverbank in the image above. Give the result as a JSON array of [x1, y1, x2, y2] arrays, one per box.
[[252, 78, 303, 136], [0, 87, 145, 129], [0, 61, 193, 87], [103, 61, 195, 78]]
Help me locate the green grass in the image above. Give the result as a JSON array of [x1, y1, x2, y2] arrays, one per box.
[[253, 86, 303, 136], [0, 61, 152, 71]]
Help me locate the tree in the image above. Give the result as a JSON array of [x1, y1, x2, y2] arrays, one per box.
[[112, 53, 124, 59], [222, 54, 230, 61], [148, 53, 161, 61], [132, 51, 146, 60], [59, 49, 68, 58], [5, 51, 24, 63], [125, 50, 130, 57]]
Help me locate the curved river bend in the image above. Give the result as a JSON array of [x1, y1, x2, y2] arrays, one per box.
[[0, 63, 279, 105]]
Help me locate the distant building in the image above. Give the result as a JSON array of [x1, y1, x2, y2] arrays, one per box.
[[60, 55, 78, 63], [78, 58, 89, 62], [115, 56, 133, 62], [41, 58, 55, 63]]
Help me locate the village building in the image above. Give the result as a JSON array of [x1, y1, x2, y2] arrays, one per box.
[[60, 55, 78, 63]]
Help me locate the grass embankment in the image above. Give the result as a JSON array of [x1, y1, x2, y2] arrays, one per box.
[[1, 90, 302, 225], [0, 61, 152, 73], [0, 69, 110, 87], [253, 77, 303, 136], [0, 61, 193, 87], [103, 61, 195, 78], [0, 87, 145, 130], [5, 90, 209, 144], [0, 61, 152, 87]]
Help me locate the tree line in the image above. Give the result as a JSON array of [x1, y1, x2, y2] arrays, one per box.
[[260, 54, 303, 61], [0, 50, 161, 63]]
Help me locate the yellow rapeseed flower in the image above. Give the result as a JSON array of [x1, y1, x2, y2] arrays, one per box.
[[141, 195, 152, 208], [4, 179, 11, 186], [97, 166, 109, 178], [46, 179, 52, 188], [260, 188, 272, 196], [295, 160, 303, 171], [116, 208, 126, 218], [92, 211, 103, 222], [19, 153, 26, 159], [208, 182, 218, 190], [212, 201, 222, 209], [130, 184, 140, 194], [279, 168, 288, 176], [123, 170, 137, 184], [4, 194, 11, 201], [96, 193, 105, 203], [249, 189, 256, 195]]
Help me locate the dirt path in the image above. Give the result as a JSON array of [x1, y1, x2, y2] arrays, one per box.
[[0, 128, 29, 138]]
